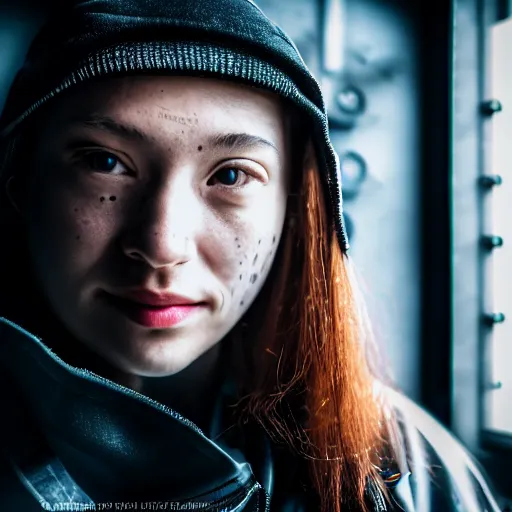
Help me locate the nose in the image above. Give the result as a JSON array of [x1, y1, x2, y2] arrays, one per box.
[[121, 178, 200, 269]]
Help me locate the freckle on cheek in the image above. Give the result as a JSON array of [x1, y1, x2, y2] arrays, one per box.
[[240, 301, 244, 306], [272, 235, 276, 244], [100, 197, 105, 202], [197, 145, 203, 151], [239, 274, 242, 280]]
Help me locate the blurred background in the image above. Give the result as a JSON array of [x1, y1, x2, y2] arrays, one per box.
[[1, 0, 512, 505]]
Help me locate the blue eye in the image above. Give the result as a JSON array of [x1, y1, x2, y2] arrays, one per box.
[[215, 167, 241, 186], [83, 151, 119, 172]]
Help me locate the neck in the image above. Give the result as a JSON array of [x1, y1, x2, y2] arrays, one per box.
[[127, 342, 225, 431]]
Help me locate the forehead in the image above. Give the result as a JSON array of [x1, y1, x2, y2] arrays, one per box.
[[43, 76, 287, 136]]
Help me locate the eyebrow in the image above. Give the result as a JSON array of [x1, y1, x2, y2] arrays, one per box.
[[209, 132, 279, 153], [67, 114, 148, 142], [66, 115, 279, 153]]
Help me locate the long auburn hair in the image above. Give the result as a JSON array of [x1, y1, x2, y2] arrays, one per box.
[[230, 139, 399, 511]]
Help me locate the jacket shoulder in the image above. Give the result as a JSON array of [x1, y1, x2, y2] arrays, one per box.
[[382, 386, 501, 512]]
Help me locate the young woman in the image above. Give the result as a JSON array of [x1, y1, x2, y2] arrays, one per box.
[[0, 0, 501, 511]]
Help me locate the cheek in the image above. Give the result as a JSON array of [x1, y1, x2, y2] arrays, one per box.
[[206, 197, 286, 307], [234, 241, 277, 308], [27, 179, 123, 280], [208, 230, 279, 310]]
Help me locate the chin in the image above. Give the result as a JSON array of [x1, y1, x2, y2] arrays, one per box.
[[102, 336, 198, 378]]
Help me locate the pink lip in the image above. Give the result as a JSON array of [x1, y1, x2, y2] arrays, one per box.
[[120, 289, 201, 307], [104, 290, 207, 328]]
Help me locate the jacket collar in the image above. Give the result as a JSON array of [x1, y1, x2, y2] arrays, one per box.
[[0, 317, 270, 509]]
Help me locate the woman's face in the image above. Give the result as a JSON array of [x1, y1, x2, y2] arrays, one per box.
[[25, 76, 290, 377]]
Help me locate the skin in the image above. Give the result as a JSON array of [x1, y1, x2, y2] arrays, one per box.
[[23, 76, 290, 427]]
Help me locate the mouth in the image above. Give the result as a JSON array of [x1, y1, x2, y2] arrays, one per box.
[[102, 292, 208, 329]]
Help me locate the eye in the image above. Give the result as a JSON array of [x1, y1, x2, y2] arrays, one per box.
[[76, 150, 130, 175], [208, 166, 252, 188]]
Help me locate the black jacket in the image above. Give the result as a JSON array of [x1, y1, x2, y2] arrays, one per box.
[[0, 317, 500, 511]]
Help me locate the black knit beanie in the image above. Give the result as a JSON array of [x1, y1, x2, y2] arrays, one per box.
[[0, 0, 349, 251]]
